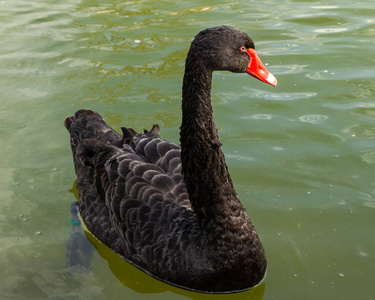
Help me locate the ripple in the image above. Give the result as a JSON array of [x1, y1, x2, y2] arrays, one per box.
[[299, 114, 329, 124], [313, 28, 348, 33], [272, 146, 284, 151], [242, 114, 273, 120], [250, 89, 317, 101], [305, 70, 337, 80], [360, 150, 375, 165], [311, 6, 339, 9], [363, 202, 375, 209], [342, 123, 375, 139], [226, 154, 254, 162], [271, 64, 308, 75]]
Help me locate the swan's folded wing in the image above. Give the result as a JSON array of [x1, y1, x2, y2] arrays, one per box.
[[66, 110, 204, 281], [100, 144, 201, 277]]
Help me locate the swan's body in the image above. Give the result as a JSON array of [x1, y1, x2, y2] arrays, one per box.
[[65, 26, 276, 293]]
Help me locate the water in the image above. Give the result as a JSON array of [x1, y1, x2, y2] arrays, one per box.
[[0, 0, 374, 299]]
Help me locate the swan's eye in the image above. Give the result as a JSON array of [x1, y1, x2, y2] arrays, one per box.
[[240, 46, 247, 52]]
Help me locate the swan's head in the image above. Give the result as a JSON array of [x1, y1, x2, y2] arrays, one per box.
[[188, 26, 277, 86]]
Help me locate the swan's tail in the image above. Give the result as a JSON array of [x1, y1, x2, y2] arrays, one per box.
[[64, 109, 124, 172], [64, 109, 162, 175], [64, 109, 125, 247], [64, 109, 122, 149], [64, 109, 164, 249]]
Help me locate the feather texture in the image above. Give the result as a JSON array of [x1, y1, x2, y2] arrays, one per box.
[[65, 110, 212, 289], [65, 26, 271, 293]]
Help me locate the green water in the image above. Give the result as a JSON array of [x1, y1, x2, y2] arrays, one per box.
[[1, 0, 374, 299]]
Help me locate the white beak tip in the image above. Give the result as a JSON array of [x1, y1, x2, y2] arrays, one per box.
[[267, 72, 277, 87]]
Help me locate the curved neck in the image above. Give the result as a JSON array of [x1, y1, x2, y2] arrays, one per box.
[[180, 57, 243, 230], [179, 47, 267, 281]]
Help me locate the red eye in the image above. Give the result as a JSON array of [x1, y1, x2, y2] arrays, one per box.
[[240, 46, 247, 52]]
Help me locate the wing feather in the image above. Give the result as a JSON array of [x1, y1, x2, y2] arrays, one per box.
[[65, 110, 203, 288]]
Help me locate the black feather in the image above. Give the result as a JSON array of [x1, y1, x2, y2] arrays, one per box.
[[65, 26, 268, 293]]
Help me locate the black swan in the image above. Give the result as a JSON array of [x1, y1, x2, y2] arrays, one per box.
[[65, 26, 277, 293]]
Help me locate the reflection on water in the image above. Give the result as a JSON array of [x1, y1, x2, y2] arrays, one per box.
[[83, 226, 266, 300], [66, 201, 94, 273], [63, 185, 266, 298]]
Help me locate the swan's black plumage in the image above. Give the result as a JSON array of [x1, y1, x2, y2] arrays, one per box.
[[65, 26, 271, 293]]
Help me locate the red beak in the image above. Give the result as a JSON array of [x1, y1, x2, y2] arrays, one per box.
[[245, 49, 277, 87]]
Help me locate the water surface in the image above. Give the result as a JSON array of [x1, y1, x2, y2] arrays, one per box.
[[1, 0, 374, 299]]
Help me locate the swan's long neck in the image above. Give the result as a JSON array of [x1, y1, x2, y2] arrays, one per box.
[[179, 46, 267, 282], [180, 57, 244, 232]]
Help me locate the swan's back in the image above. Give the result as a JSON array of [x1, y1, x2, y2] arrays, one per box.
[[65, 109, 214, 289]]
